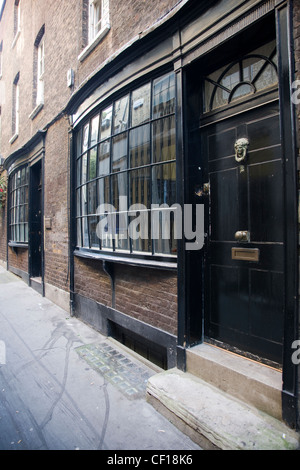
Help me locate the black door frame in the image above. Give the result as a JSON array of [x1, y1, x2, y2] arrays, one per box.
[[177, 2, 299, 429], [28, 157, 44, 296]]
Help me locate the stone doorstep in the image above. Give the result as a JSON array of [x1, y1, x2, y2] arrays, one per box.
[[146, 369, 300, 451], [186, 343, 283, 421]]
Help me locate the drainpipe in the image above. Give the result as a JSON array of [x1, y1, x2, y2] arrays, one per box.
[[103, 260, 115, 309]]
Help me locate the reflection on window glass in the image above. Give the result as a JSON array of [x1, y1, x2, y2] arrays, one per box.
[[152, 116, 176, 163], [9, 166, 29, 243], [100, 105, 112, 140], [90, 115, 99, 147], [98, 141, 110, 176], [113, 95, 129, 134], [129, 167, 151, 208], [153, 73, 175, 118], [82, 123, 89, 151], [152, 162, 176, 206], [131, 83, 151, 127], [75, 71, 177, 257], [129, 124, 150, 168], [89, 147, 97, 180], [112, 133, 127, 172]]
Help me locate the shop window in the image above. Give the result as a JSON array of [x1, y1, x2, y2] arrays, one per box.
[[9, 166, 29, 244], [75, 71, 177, 258], [204, 40, 278, 112]]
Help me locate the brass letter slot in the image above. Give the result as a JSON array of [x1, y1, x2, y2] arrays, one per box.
[[232, 247, 260, 262]]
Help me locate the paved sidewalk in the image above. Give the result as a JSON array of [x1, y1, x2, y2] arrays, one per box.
[[0, 267, 201, 451]]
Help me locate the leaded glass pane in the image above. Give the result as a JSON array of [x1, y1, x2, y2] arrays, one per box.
[[152, 72, 175, 118], [129, 124, 150, 168], [152, 116, 176, 163], [131, 83, 151, 127]]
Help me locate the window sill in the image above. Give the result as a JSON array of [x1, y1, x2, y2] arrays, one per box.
[[78, 23, 110, 62], [29, 103, 44, 120], [8, 241, 28, 249], [74, 249, 177, 271], [9, 133, 18, 144]]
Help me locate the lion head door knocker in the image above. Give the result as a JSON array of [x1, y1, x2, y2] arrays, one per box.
[[234, 138, 249, 173]]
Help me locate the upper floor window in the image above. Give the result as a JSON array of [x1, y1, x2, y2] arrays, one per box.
[[79, 0, 110, 61], [12, 0, 21, 48], [89, 0, 102, 43], [10, 72, 19, 142], [30, 25, 45, 118], [75, 71, 177, 259]]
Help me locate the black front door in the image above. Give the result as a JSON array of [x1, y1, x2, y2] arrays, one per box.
[[201, 100, 284, 366], [30, 160, 42, 279], [193, 32, 286, 366]]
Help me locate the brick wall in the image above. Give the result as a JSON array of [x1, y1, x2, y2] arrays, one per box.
[[115, 265, 177, 336], [43, 117, 69, 291], [74, 257, 112, 307], [74, 257, 178, 336], [8, 246, 28, 273]]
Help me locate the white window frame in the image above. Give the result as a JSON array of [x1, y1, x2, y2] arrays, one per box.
[[12, 0, 21, 49], [36, 39, 44, 105], [78, 0, 110, 62], [89, 0, 102, 43], [10, 75, 19, 143]]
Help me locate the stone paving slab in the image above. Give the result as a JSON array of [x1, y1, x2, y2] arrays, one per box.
[[76, 342, 155, 399]]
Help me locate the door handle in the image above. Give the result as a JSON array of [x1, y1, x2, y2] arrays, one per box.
[[195, 182, 210, 197], [234, 230, 250, 242]]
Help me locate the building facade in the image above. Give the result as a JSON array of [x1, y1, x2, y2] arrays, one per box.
[[0, 0, 299, 430]]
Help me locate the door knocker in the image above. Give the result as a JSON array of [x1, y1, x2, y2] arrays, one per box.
[[234, 138, 249, 164]]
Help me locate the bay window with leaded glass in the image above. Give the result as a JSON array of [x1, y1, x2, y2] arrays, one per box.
[[9, 166, 29, 244], [75, 71, 177, 260]]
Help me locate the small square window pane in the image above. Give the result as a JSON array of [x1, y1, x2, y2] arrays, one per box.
[[98, 176, 110, 208], [112, 133, 127, 172], [89, 147, 97, 180], [129, 167, 151, 208], [77, 218, 82, 247], [82, 123, 90, 152], [100, 105, 112, 140], [152, 162, 176, 206], [88, 216, 99, 249], [152, 116, 176, 163], [152, 73, 175, 118], [90, 115, 99, 147], [129, 124, 150, 168], [98, 140, 110, 176], [82, 153, 88, 184], [113, 95, 129, 134], [88, 181, 97, 215], [131, 83, 151, 127]]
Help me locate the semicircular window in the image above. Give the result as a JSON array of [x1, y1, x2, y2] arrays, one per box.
[[204, 40, 278, 112]]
